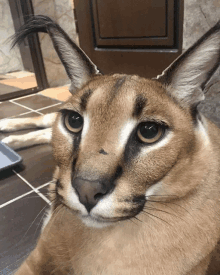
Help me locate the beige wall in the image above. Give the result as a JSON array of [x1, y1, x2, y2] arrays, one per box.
[[0, 0, 24, 74], [183, 0, 220, 51], [32, 0, 78, 87]]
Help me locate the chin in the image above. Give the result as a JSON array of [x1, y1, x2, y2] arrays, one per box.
[[81, 215, 115, 228]]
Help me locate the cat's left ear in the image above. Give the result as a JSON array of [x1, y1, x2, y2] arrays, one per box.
[[156, 21, 220, 108]]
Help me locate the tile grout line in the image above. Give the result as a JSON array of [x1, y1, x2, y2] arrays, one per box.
[[9, 100, 42, 114], [8, 110, 34, 119], [10, 93, 36, 101], [35, 102, 62, 112], [0, 190, 34, 209], [0, 110, 42, 121], [0, 110, 32, 120], [9, 100, 62, 116], [13, 170, 51, 205], [0, 181, 52, 210], [30, 110, 44, 115], [36, 181, 51, 190]]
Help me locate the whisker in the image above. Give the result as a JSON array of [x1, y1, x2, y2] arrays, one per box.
[[22, 205, 48, 238], [19, 196, 46, 200], [146, 199, 192, 216], [142, 210, 171, 226], [45, 204, 64, 233], [133, 216, 143, 223], [12, 205, 48, 250], [33, 211, 48, 239], [146, 200, 185, 219], [146, 194, 179, 198], [128, 217, 139, 226], [147, 198, 211, 245], [144, 206, 186, 222]]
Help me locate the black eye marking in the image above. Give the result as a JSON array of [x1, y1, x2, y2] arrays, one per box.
[[56, 179, 63, 190], [99, 148, 108, 155], [123, 121, 167, 165], [80, 89, 93, 111], [114, 165, 123, 179], [132, 94, 147, 118]]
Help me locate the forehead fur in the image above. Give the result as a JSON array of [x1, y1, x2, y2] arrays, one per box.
[[64, 74, 193, 129]]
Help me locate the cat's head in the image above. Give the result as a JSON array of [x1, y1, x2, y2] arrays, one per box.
[[14, 16, 220, 228]]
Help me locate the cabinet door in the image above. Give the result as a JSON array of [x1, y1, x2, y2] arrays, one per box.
[[74, 0, 184, 78]]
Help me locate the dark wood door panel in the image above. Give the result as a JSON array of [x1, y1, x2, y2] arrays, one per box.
[[96, 0, 166, 38], [87, 49, 179, 78], [92, 0, 175, 47], [75, 0, 183, 78]]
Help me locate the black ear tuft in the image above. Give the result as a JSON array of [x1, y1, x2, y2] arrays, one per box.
[[11, 15, 100, 93], [157, 20, 220, 108]]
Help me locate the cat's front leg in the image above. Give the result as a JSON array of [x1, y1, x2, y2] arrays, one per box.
[[0, 113, 57, 132], [2, 128, 52, 150], [15, 260, 35, 275], [15, 247, 55, 275], [15, 245, 72, 275]]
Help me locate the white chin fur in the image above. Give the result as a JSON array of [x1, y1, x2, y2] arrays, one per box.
[[81, 215, 114, 228], [66, 186, 116, 227], [91, 192, 116, 218]]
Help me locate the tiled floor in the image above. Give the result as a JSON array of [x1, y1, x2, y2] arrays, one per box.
[[39, 86, 71, 102], [0, 93, 62, 275], [0, 71, 37, 97]]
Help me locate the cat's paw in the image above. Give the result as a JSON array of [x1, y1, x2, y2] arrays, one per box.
[[2, 136, 20, 150], [0, 119, 20, 132]]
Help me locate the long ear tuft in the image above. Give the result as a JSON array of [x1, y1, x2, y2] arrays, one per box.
[[11, 15, 100, 93], [157, 21, 220, 108]]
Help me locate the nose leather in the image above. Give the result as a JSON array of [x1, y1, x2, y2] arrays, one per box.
[[73, 178, 110, 212]]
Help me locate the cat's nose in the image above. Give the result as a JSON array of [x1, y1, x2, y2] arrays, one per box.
[[73, 178, 110, 212]]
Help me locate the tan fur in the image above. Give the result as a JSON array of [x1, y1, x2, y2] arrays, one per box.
[[12, 74, 220, 275], [4, 17, 220, 275]]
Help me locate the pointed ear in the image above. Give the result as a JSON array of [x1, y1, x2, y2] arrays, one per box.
[[11, 15, 100, 94], [157, 21, 220, 108]]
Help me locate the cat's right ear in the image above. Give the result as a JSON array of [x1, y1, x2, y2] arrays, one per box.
[[12, 15, 101, 94], [157, 21, 220, 108]]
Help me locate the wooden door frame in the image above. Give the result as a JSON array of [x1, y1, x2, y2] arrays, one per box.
[[2, 0, 49, 101]]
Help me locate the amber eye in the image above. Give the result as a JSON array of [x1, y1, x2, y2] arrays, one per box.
[[137, 122, 164, 144], [64, 111, 83, 133]]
